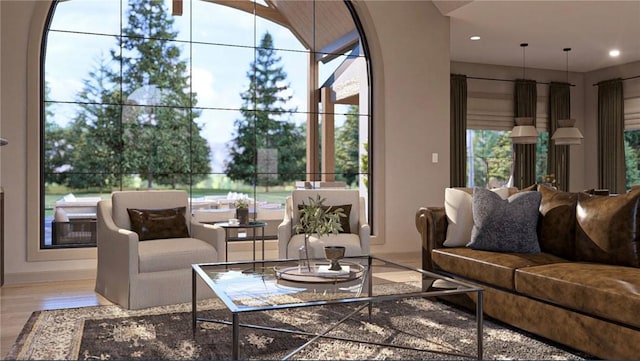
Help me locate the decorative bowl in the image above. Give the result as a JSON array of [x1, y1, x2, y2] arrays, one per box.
[[324, 246, 346, 271]]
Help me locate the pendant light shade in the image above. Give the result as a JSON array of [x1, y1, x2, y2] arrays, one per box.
[[552, 118, 583, 145], [510, 116, 538, 144], [552, 48, 583, 146]]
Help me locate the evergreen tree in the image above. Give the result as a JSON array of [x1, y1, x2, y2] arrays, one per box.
[[43, 83, 72, 186], [536, 132, 548, 182], [472, 130, 512, 187], [335, 105, 360, 186], [66, 57, 123, 190], [109, 0, 210, 188], [625, 139, 640, 189], [225, 32, 305, 188]]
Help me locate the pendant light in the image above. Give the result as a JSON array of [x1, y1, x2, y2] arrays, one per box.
[[510, 43, 538, 144], [552, 48, 583, 145]]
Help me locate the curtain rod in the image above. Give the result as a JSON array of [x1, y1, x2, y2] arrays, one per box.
[[591, 74, 640, 86], [465, 75, 575, 87]]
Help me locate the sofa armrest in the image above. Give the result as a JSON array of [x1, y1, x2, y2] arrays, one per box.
[[415, 207, 447, 271]]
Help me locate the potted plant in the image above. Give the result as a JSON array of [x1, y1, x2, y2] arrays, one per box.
[[294, 195, 346, 272], [233, 198, 250, 225]]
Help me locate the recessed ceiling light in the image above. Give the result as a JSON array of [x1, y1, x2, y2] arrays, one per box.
[[609, 49, 621, 57], [470, 36, 481, 41]]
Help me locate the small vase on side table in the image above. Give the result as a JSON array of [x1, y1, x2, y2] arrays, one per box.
[[236, 208, 249, 225]]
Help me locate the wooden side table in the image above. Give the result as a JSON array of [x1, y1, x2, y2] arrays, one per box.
[[215, 221, 267, 262]]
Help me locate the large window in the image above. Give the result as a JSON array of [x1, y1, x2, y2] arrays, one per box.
[[624, 131, 640, 189], [41, 0, 371, 249], [466, 130, 548, 188]]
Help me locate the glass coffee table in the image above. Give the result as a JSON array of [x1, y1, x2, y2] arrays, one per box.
[[192, 255, 483, 360]]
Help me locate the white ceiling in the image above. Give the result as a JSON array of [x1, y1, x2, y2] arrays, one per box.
[[437, 0, 640, 73]]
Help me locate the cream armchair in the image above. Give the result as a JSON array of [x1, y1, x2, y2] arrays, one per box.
[[277, 189, 370, 259], [95, 190, 225, 310]]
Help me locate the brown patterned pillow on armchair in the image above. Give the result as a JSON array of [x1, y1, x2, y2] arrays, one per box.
[[127, 207, 190, 241]]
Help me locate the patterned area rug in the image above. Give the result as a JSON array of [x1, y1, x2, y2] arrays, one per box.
[[6, 297, 586, 360]]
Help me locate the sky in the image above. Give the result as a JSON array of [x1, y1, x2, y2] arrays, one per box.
[[45, 0, 350, 172]]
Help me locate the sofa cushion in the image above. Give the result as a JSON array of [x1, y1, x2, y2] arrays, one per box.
[[467, 188, 542, 253], [515, 262, 640, 329], [443, 187, 510, 247], [537, 185, 578, 260], [127, 207, 190, 241], [575, 189, 640, 267], [138, 237, 217, 273], [432, 247, 565, 290]]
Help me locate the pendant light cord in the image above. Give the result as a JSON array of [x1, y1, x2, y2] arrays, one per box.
[[564, 48, 571, 84], [521, 43, 528, 78]]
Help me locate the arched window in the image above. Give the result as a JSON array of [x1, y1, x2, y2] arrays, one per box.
[[40, 0, 371, 250]]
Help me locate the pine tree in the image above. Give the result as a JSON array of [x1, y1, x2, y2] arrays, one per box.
[[109, 0, 210, 188], [43, 82, 72, 186], [335, 105, 360, 186], [225, 32, 305, 189], [67, 58, 123, 190]]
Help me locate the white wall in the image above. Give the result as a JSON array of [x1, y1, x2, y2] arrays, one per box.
[[1, 0, 98, 283], [0, 0, 452, 282], [451, 61, 587, 192], [357, 1, 450, 255]]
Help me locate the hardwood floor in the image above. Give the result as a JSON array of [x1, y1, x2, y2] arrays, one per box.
[[0, 251, 419, 359]]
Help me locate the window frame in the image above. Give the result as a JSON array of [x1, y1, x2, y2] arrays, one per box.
[[29, 0, 374, 260]]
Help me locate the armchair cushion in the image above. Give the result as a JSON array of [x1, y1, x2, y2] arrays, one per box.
[[127, 207, 190, 241], [138, 237, 216, 273]]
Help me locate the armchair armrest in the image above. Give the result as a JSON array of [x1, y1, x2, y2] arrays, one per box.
[[191, 221, 225, 261], [358, 223, 371, 255], [357, 196, 370, 255], [415, 207, 447, 271], [96, 200, 140, 281], [278, 218, 292, 259]]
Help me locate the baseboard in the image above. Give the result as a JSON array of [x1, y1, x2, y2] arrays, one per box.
[[3, 268, 97, 285]]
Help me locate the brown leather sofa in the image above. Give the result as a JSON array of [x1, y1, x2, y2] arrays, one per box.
[[415, 185, 640, 359]]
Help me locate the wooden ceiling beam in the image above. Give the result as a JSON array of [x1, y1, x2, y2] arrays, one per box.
[[202, 0, 291, 29]]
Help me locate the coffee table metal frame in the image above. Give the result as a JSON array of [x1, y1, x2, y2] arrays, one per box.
[[192, 255, 483, 360]]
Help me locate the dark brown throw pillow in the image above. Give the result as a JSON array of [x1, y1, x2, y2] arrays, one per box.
[[575, 188, 640, 267], [538, 184, 578, 260], [298, 204, 352, 233], [127, 207, 190, 241]]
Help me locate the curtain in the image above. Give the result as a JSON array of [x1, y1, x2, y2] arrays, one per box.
[[450, 74, 467, 187], [597, 79, 625, 194], [513, 79, 537, 189], [548, 82, 571, 191]]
